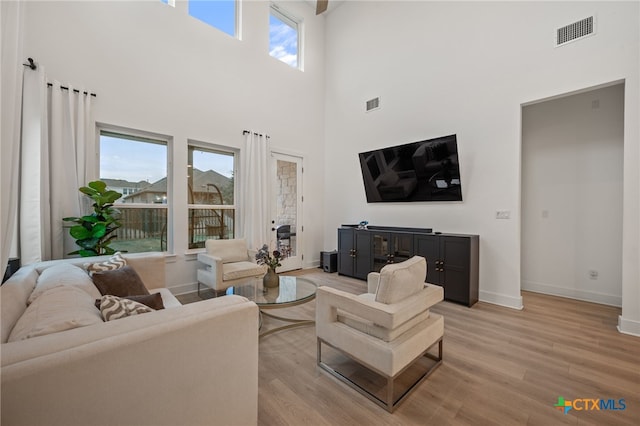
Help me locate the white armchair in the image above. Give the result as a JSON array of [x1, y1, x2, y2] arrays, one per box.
[[316, 256, 444, 412], [197, 238, 268, 296]]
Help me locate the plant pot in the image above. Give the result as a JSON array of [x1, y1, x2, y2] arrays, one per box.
[[263, 268, 279, 288]]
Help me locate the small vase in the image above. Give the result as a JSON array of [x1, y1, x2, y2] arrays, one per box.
[[263, 268, 279, 288]]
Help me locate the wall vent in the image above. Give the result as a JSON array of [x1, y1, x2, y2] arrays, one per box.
[[366, 97, 380, 112], [556, 16, 595, 46]]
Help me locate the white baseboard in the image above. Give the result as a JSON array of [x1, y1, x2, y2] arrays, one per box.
[[522, 280, 621, 307], [617, 315, 640, 337], [479, 290, 523, 310]]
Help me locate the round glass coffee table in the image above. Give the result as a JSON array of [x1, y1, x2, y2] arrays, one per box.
[[228, 275, 317, 338]]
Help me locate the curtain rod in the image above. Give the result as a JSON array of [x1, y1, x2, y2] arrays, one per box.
[[23, 57, 97, 97], [46, 82, 96, 98], [242, 130, 270, 138]]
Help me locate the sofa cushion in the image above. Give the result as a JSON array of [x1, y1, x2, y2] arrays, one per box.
[[375, 256, 427, 304], [123, 253, 165, 290], [27, 263, 102, 305], [92, 266, 150, 297], [338, 305, 430, 342], [8, 286, 104, 342], [1, 268, 40, 343], [205, 238, 248, 263], [97, 295, 155, 321], [223, 262, 267, 281]]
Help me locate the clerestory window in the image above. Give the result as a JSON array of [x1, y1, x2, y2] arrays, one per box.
[[269, 4, 301, 69], [189, 0, 238, 38]]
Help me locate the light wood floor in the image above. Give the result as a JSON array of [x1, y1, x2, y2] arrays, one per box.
[[180, 269, 640, 426]]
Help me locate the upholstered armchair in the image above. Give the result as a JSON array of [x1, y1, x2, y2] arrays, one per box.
[[316, 256, 444, 412], [196, 238, 268, 296]]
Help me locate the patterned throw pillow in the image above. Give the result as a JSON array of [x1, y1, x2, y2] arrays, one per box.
[[97, 295, 154, 322], [85, 252, 126, 276]]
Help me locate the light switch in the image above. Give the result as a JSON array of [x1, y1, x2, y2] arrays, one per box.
[[496, 210, 511, 219]]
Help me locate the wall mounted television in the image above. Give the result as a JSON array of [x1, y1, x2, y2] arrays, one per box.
[[358, 134, 463, 203]]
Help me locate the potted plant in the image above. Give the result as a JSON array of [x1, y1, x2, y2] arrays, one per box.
[[255, 244, 283, 288], [63, 180, 123, 257]]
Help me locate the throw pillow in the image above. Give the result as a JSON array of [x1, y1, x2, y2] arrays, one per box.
[[91, 266, 150, 297], [94, 293, 164, 310], [97, 295, 154, 322], [85, 252, 127, 276], [8, 286, 104, 342], [28, 263, 102, 305], [375, 256, 427, 304]]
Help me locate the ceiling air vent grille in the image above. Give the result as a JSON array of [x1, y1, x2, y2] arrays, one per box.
[[557, 16, 594, 46], [366, 97, 380, 112]]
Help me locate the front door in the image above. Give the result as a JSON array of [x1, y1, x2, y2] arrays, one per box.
[[270, 152, 303, 272]]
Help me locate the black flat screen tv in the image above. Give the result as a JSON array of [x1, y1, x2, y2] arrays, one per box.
[[358, 134, 463, 203]]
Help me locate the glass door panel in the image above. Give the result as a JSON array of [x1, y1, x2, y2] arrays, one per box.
[[271, 153, 302, 272], [372, 232, 390, 272]]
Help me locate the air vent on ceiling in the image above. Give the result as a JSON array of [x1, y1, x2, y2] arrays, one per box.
[[556, 16, 595, 46], [366, 97, 380, 112]]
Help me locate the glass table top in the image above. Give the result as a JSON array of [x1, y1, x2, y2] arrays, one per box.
[[228, 275, 317, 308]]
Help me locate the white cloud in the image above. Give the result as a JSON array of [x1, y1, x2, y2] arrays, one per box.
[[269, 20, 297, 67]]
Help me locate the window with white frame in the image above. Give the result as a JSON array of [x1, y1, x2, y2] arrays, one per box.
[[189, 0, 238, 38], [99, 130, 169, 253], [187, 143, 236, 249], [269, 4, 301, 69], [160, 0, 176, 7]]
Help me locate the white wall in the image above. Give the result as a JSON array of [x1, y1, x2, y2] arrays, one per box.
[[323, 0, 639, 333], [522, 83, 624, 306], [21, 0, 326, 293]]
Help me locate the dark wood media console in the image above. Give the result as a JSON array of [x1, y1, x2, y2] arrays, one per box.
[[337, 225, 479, 307]]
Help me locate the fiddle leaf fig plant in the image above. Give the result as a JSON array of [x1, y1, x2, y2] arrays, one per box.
[[63, 180, 124, 257]]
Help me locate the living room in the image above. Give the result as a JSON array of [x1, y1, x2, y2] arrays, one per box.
[[1, 0, 639, 425]]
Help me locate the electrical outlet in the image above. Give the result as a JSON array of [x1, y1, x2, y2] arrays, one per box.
[[496, 210, 511, 219], [589, 270, 598, 280]]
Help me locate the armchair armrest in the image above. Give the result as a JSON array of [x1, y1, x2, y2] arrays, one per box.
[[316, 285, 442, 331], [367, 272, 380, 294], [197, 252, 223, 286], [197, 252, 223, 266]]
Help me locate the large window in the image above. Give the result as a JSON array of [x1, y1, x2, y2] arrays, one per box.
[[99, 130, 169, 253], [189, 0, 237, 38], [188, 143, 236, 249], [269, 4, 300, 69]]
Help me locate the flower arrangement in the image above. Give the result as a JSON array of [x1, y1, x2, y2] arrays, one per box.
[[255, 244, 283, 271]]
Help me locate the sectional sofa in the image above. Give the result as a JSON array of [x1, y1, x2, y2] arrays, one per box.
[[1, 252, 259, 426]]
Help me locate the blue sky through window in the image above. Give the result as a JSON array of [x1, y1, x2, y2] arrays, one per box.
[[100, 135, 167, 184], [269, 12, 298, 68], [189, 0, 236, 37]]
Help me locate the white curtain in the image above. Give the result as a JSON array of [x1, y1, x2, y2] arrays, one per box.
[[20, 70, 94, 263], [0, 1, 25, 277], [240, 132, 270, 251]]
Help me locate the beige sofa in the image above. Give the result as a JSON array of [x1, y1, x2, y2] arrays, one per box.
[[1, 252, 259, 426]]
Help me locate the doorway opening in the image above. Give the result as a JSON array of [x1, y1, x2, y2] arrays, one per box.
[[521, 81, 624, 307]]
